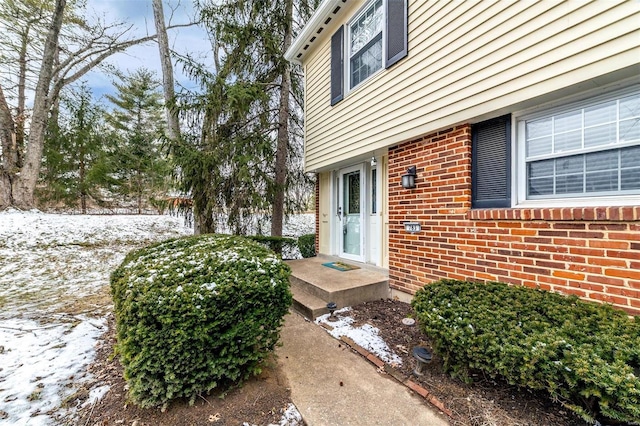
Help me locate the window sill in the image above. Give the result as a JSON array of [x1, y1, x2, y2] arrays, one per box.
[[467, 206, 640, 221]]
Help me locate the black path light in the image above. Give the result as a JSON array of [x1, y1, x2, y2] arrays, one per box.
[[401, 166, 417, 189], [327, 302, 337, 321], [412, 346, 433, 375]]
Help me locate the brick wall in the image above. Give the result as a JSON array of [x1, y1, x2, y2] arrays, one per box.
[[388, 124, 640, 315]]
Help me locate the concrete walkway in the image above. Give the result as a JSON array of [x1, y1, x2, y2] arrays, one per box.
[[276, 312, 449, 426]]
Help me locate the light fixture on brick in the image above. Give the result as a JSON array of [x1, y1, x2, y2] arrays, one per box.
[[401, 165, 417, 189]]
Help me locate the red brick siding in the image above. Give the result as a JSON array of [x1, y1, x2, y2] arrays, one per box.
[[388, 124, 640, 315]]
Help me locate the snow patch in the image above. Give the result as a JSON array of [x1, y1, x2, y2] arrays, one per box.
[[81, 385, 111, 408], [0, 212, 192, 425], [243, 402, 303, 426], [316, 308, 402, 365], [0, 317, 106, 425]]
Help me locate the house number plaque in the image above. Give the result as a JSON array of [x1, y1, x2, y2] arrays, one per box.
[[404, 222, 421, 233]]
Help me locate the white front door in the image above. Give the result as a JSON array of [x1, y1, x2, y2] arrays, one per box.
[[339, 165, 364, 261]]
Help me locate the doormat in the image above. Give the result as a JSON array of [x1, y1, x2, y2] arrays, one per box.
[[322, 261, 360, 272]]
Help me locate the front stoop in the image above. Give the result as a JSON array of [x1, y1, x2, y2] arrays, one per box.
[[286, 256, 390, 319]]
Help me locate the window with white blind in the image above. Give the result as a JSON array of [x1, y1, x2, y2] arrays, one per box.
[[518, 87, 640, 204]]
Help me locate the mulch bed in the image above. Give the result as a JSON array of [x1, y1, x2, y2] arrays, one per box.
[[349, 299, 585, 426], [70, 300, 588, 425]]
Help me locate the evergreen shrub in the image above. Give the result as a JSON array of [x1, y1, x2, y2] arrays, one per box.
[[412, 280, 640, 424], [298, 233, 316, 258], [111, 234, 292, 408], [247, 235, 297, 258]]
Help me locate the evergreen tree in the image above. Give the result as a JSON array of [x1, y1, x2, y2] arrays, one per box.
[[105, 68, 170, 214], [0, 0, 190, 210], [40, 83, 113, 212], [174, 0, 318, 235]]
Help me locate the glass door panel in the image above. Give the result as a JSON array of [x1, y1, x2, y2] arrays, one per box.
[[343, 170, 361, 256]]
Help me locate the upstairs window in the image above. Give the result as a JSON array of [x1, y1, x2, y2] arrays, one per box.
[[349, 0, 383, 89], [520, 88, 640, 203], [331, 0, 407, 105]]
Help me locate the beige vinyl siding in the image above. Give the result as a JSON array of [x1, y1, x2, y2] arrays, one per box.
[[303, 0, 640, 172]]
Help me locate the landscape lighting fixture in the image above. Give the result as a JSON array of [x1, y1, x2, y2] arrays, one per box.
[[412, 346, 433, 376], [401, 166, 417, 189], [327, 301, 337, 321]]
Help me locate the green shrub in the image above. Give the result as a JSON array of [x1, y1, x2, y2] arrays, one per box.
[[412, 280, 640, 424], [111, 234, 292, 408], [298, 233, 316, 258], [247, 235, 297, 258]]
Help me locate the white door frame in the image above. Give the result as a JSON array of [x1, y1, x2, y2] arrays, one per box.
[[338, 164, 365, 262], [367, 159, 382, 266]]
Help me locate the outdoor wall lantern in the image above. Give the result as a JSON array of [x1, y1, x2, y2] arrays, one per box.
[[401, 166, 417, 189]]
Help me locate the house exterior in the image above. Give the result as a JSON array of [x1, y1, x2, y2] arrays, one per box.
[[285, 0, 640, 315]]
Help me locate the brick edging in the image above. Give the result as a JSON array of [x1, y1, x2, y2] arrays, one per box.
[[335, 334, 454, 418]]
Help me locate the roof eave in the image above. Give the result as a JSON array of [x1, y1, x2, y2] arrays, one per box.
[[285, 0, 347, 65]]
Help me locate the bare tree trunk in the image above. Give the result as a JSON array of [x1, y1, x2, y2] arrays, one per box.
[[194, 206, 214, 235], [16, 27, 30, 168], [0, 84, 16, 209], [152, 0, 181, 142], [79, 143, 86, 214], [0, 86, 16, 170], [270, 0, 294, 238], [11, 0, 66, 209], [136, 169, 142, 214]]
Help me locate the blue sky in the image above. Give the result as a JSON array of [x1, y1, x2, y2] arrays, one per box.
[[83, 0, 212, 100]]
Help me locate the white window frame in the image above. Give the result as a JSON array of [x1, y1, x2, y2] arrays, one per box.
[[346, 0, 386, 93], [514, 84, 640, 208]]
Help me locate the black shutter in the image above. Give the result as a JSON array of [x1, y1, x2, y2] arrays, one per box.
[[386, 0, 408, 68], [472, 115, 511, 208], [330, 26, 344, 106]]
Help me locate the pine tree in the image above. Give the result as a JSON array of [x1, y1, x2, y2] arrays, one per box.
[[0, 0, 190, 210], [40, 83, 114, 212], [105, 68, 170, 214], [174, 0, 318, 235]]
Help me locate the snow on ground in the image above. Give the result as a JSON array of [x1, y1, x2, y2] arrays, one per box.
[[315, 308, 403, 365], [0, 210, 192, 425], [0, 209, 314, 425], [242, 403, 303, 426]]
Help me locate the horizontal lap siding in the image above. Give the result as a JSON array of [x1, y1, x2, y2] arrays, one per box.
[[387, 126, 640, 315], [303, 0, 640, 171]]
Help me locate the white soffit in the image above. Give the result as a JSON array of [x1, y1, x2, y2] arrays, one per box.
[[285, 0, 350, 65]]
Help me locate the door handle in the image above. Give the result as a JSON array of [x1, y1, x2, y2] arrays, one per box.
[[337, 206, 342, 217]]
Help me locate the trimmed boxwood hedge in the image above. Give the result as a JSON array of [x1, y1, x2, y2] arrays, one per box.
[[412, 280, 640, 424], [297, 233, 316, 258], [110, 234, 292, 408]]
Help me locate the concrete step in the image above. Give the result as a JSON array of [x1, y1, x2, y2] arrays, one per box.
[[287, 256, 390, 320], [290, 282, 330, 320]]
